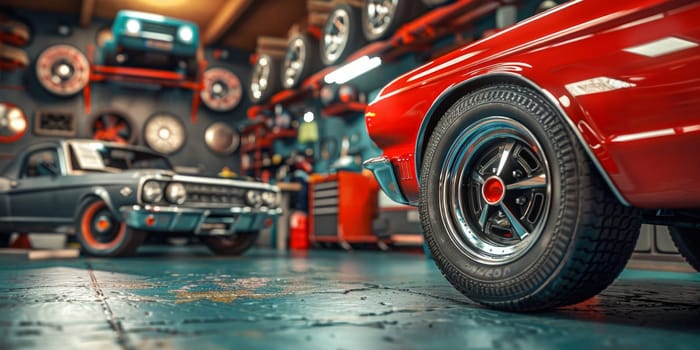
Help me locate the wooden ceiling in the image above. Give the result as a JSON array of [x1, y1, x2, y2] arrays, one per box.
[[0, 0, 309, 52]]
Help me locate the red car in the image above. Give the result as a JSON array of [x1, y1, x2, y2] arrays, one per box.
[[364, 0, 700, 311]]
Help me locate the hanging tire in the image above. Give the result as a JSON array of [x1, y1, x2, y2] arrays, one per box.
[[35, 44, 90, 97], [282, 33, 322, 89], [202, 231, 259, 256], [76, 198, 145, 257], [669, 227, 700, 272], [320, 4, 365, 66], [362, 0, 424, 42], [419, 84, 641, 311], [249, 54, 281, 104]]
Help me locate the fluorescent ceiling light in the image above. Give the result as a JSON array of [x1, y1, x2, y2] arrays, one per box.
[[324, 56, 382, 84]]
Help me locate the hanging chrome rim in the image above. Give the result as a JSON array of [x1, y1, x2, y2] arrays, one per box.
[[283, 37, 306, 88], [323, 8, 350, 64], [250, 55, 271, 101], [439, 116, 551, 265], [365, 0, 398, 38]]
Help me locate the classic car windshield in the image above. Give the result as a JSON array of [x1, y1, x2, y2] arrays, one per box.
[[69, 143, 173, 172]]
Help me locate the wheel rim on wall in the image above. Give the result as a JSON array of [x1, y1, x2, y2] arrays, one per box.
[[201, 67, 243, 112], [364, 0, 398, 39], [91, 109, 135, 144], [143, 113, 186, 154], [283, 36, 307, 89], [322, 8, 351, 64], [439, 117, 551, 265], [35, 44, 90, 97]]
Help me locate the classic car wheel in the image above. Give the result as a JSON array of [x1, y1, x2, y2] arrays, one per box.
[[282, 33, 322, 89], [249, 54, 281, 104], [202, 231, 259, 256], [361, 0, 423, 42], [76, 198, 145, 257], [419, 84, 641, 311], [321, 4, 365, 66], [669, 227, 700, 272]]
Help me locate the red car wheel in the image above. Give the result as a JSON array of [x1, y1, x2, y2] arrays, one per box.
[[419, 84, 641, 311], [76, 198, 144, 257]]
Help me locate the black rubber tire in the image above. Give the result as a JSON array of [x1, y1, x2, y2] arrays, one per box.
[[202, 231, 259, 256], [75, 198, 145, 257], [320, 4, 365, 66], [419, 84, 641, 311], [281, 33, 322, 89], [361, 0, 425, 42], [248, 54, 281, 104], [669, 227, 700, 272], [0, 233, 11, 248]]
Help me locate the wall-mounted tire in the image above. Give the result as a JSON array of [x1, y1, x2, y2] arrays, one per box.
[[35, 44, 90, 97], [669, 227, 700, 272], [90, 109, 137, 145], [282, 33, 322, 89], [202, 231, 260, 256], [362, 0, 425, 42], [320, 4, 365, 66], [76, 198, 145, 257], [419, 84, 641, 311], [249, 54, 281, 104]]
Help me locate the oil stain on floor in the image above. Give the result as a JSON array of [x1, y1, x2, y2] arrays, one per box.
[[1, 247, 699, 350]]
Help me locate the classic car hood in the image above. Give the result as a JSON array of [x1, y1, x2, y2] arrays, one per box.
[[373, 0, 684, 101]]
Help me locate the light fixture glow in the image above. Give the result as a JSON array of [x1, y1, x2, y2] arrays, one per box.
[[178, 26, 193, 43], [324, 56, 382, 84], [126, 19, 141, 34], [303, 111, 315, 123]]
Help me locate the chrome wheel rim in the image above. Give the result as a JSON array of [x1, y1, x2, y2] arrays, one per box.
[[283, 37, 306, 88], [323, 8, 350, 63], [366, 0, 397, 37], [251, 56, 271, 101], [439, 116, 551, 265]]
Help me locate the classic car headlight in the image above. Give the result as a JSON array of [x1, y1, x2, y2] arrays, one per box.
[[142, 181, 163, 203], [126, 19, 141, 34], [261, 191, 278, 207], [178, 26, 193, 43], [245, 190, 262, 206], [165, 182, 187, 205]]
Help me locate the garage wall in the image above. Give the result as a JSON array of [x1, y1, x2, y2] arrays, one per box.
[[0, 9, 251, 175]]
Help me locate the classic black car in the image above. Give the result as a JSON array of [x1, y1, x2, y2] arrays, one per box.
[[0, 139, 281, 257]]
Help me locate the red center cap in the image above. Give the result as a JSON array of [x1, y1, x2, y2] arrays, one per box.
[[482, 176, 505, 205]]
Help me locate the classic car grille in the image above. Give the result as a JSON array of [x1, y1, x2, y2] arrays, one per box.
[[141, 22, 178, 36], [184, 183, 246, 207]]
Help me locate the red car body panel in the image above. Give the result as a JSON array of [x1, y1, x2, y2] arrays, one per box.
[[366, 0, 700, 208]]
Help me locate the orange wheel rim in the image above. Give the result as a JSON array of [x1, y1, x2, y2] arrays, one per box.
[[80, 201, 126, 250]]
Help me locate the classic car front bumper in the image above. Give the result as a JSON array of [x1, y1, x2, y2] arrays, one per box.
[[120, 205, 281, 235], [363, 155, 410, 206]]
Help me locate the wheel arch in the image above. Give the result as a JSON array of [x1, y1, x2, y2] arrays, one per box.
[[414, 72, 630, 206], [75, 187, 121, 220]]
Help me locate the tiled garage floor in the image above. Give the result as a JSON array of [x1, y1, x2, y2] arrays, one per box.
[[1, 247, 699, 350]]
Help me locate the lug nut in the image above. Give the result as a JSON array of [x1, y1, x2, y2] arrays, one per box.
[[516, 196, 527, 205], [512, 169, 524, 178]]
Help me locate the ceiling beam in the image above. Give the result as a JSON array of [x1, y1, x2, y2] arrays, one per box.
[[202, 0, 254, 45], [80, 0, 96, 28]]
